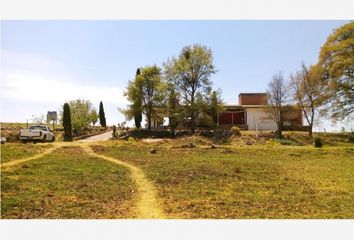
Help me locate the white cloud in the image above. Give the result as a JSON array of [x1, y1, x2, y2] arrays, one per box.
[[1, 50, 128, 106], [2, 71, 128, 105]]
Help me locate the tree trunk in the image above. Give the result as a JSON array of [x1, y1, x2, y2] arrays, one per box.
[[308, 124, 313, 138], [276, 122, 282, 139], [147, 115, 151, 131], [190, 114, 195, 134]]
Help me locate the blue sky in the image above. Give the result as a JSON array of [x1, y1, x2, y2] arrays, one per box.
[[0, 20, 351, 130]]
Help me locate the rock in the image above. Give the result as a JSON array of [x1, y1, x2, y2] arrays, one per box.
[[246, 141, 253, 145], [189, 142, 197, 148], [1, 137, 6, 144], [150, 148, 157, 154], [211, 144, 219, 149]]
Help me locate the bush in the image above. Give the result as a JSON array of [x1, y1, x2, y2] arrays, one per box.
[[231, 126, 241, 136], [112, 125, 116, 138], [314, 136, 323, 148], [349, 134, 354, 143]]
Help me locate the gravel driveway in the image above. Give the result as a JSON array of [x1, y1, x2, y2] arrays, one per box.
[[78, 130, 113, 142]]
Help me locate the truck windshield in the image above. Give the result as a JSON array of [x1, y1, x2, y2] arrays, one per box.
[[29, 126, 47, 131]]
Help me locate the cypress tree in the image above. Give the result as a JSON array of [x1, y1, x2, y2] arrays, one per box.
[[134, 68, 142, 129], [63, 103, 73, 141], [211, 90, 218, 125], [99, 101, 107, 128]]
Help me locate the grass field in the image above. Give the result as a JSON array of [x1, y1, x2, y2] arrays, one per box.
[[92, 139, 354, 219], [1, 143, 53, 163], [1, 146, 137, 219], [1, 132, 353, 219]]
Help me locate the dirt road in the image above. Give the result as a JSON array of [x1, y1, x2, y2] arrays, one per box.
[[78, 130, 113, 142]]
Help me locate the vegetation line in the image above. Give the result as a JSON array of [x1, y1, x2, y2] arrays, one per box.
[[81, 145, 166, 219]]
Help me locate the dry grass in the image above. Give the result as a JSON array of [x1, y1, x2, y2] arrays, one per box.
[[1, 146, 137, 219], [93, 136, 354, 219]]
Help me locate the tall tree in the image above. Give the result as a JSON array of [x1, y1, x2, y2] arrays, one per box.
[[209, 90, 224, 128], [317, 22, 354, 120], [139, 65, 165, 130], [267, 72, 288, 139], [63, 103, 73, 141], [168, 87, 180, 134], [90, 108, 98, 126], [290, 63, 325, 137], [66, 99, 96, 135], [133, 68, 143, 128], [99, 101, 107, 128], [121, 68, 143, 129], [164, 44, 216, 133]]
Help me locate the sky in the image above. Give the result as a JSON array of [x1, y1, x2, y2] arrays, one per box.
[[0, 20, 352, 131]]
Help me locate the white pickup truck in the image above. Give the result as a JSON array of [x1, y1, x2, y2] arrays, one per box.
[[19, 125, 56, 143]]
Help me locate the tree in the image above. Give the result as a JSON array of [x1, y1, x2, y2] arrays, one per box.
[[99, 101, 107, 128], [139, 65, 165, 130], [267, 72, 288, 139], [122, 66, 165, 131], [121, 68, 143, 129], [63, 103, 73, 141], [30, 114, 46, 124], [209, 90, 224, 128], [317, 22, 354, 120], [290, 63, 325, 137], [132, 68, 143, 129], [63, 99, 96, 135], [168, 87, 181, 134], [90, 108, 98, 126], [164, 44, 216, 133]]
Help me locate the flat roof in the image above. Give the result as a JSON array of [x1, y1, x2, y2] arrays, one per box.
[[238, 93, 267, 96]]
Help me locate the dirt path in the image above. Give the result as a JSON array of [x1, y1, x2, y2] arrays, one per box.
[[78, 131, 113, 142], [1, 145, 60, 169], [81, 144, 166, 219]]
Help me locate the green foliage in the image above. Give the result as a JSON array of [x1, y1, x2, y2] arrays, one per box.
[[89, 108, 99, 126], [164, 44, 216, 133], [231, 126, 241, 136], [168, 88, 180, 134], [123, 65, 165, 131], [99, 101, 107, 128], [318, 22, 354, 119], [314, 136, 323, 148], [1, 146, 136, 218], [62, 103, 73, 141], [210, 91, 218, 125], [112, 125, 116, 138], [65, 99, 96, 136]]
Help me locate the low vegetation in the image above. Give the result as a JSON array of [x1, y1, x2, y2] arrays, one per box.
[[92, 135, 354, 219], [1, 143, 53, 163], [1, 132, 353, 219], [1, 146, 137, 219]]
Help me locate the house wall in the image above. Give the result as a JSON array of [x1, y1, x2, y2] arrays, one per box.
[[246, 108, 277, 131], [239, 93, 268, 105]]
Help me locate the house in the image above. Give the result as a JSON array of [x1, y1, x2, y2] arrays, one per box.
[[150, 92, 303, 131], [217, 93, 303, 131]]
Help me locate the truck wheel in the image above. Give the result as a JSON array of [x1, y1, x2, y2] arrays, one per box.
[[51, 137, 56, 142], [21, 140, 27, 144], [42, 135, 47, 143]]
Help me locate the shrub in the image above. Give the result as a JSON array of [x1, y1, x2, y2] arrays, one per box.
[[349, 134, 354, 143], [231, 126, 241, 136], [112, 125, 116, 138], [314, 136, 323, 148]]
